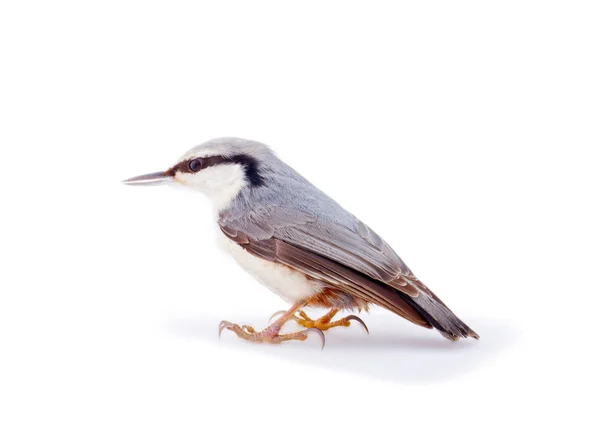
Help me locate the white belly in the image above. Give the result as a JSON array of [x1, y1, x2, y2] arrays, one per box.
[[217, 232, 321, 303]]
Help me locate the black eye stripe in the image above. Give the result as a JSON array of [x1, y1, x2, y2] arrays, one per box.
[[165, 154, 264, 186]]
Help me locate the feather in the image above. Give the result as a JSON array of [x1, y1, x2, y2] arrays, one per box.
[[221, 227, 430, 327]]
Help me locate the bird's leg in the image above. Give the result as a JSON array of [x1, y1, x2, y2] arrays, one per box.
[[218, 302, 326, 348], [294, 308, 369, 333]]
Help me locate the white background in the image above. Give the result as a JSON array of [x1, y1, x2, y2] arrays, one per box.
[[1, 1, 599, 423]]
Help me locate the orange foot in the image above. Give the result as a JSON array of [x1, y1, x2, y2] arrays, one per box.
[[293, 309, 369, 333]]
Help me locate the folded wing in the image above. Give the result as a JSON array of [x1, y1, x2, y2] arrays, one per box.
[[220, 205, 478, 340]]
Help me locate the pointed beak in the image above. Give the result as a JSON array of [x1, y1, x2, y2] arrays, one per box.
[[121, 171, 174, 186]]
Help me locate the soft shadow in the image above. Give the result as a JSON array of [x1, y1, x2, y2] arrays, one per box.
[[166, 311, 517, 384]]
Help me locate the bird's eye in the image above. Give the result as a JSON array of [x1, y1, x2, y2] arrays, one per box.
[[188, 158, 203, 172]]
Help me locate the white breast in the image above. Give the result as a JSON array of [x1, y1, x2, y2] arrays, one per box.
[[216, 232, 321, 304]]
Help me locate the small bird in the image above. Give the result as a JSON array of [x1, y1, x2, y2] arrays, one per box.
[[123, 137, 479, 347]]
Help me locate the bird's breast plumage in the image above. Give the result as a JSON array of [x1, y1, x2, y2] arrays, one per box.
[[216, 231, 322, 303]]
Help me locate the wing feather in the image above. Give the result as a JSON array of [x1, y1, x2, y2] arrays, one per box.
[[225, 230, 430, 327], [221, 206, 411, 280], [216, 157, 479, 340]]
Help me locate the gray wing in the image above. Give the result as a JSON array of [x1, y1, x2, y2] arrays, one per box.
[[219, 205, 422, 298], [220, 204, 480, 340]]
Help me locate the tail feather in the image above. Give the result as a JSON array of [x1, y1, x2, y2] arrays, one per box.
[[398, 288, 479, 341]]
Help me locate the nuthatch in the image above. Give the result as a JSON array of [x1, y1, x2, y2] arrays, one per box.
[[123, 138, 479, 347]]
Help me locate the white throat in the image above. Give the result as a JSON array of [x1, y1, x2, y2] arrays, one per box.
[[175, 164, 248, 211]]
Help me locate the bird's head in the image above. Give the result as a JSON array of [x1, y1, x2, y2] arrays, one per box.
[[122, 138, 269, 210]]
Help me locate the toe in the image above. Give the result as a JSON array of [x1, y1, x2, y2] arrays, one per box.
[[242, 325, 256, 334], [297, 310, 311, 321]]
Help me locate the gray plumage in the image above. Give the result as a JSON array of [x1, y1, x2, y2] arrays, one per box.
[[123, 137, 478, 341], [204, 138, 478, 341]]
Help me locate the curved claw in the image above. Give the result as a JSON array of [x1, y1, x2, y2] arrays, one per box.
[[218, 320, 233, 338], [302, 328, 326, 350], [268, 310, 287, 323], [346, 315, 370, 334]]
